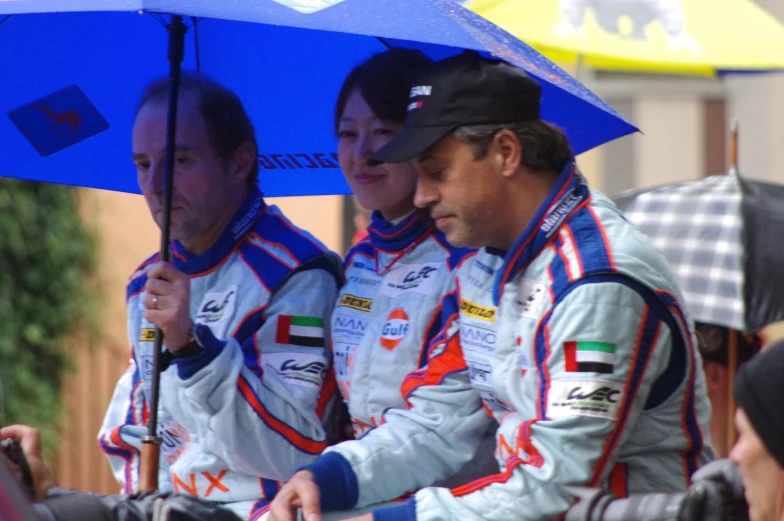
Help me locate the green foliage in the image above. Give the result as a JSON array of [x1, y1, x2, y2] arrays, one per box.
[[0, 179, 99, 454]]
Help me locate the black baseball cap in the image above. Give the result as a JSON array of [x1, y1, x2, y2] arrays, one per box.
[[368, 50, 541, 165]]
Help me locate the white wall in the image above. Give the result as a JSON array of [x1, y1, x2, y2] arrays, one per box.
[[634, 98, 704, 188]]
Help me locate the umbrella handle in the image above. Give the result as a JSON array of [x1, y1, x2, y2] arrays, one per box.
[[139, 438, 161, 492], [729, 119, 739, 174], [726, 329, 738, 448], [141, 14, 188, 493]]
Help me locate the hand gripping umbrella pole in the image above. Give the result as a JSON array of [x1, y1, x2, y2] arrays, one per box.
[[139, 15, 187, 493]]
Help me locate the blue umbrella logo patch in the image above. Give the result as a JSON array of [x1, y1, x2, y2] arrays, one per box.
[[8, 85, 109, 157]]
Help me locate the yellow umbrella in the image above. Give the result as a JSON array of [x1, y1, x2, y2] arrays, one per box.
[[466, 0, 784, 76]]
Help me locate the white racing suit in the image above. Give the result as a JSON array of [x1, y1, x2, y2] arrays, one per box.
[[99, 190, 342, 520], [306, 165, 714, 521], [333, 211, 498, 489]]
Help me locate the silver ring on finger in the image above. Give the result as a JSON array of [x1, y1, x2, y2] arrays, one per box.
[[152, 296, 159, 310]]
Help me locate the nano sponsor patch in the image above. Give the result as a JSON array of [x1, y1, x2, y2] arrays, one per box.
[[195, 286, 237, 336], [380, 263, 440, 297], [379, 308, 409, 351], [460, 323, 497, 354], [339, 294, 372, 312], [547, 379, 624, 420], [263, 353, 327, 391], [460, 299, 495, 321], [332, 314, 367, 341]]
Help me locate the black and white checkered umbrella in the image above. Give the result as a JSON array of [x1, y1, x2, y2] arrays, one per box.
[[612, 172, 784, 332]]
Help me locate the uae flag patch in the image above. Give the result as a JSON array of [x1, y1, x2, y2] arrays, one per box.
[[564, 341, 615, 374], [276, 316, 325, 347]]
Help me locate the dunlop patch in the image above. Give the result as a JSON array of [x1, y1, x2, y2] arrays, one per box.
[[460, 299, 495, 321], [340, 294, 372, 312]]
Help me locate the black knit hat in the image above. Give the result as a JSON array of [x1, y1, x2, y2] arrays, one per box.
[[733, 340, 784, 468]]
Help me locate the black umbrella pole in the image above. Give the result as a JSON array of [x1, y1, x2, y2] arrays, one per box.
[[140, 15, 188, 493]]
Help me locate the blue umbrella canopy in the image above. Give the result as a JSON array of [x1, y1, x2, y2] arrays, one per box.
[[0, 0, 636, 197]]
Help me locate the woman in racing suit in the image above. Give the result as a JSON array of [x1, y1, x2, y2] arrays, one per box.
[[330, 49, 497, 491]]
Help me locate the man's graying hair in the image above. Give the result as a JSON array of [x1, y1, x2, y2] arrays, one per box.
[[136, 72, 260, 189], [453, 120, 575, 175]]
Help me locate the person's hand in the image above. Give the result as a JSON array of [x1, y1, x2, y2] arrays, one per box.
[[143, 261, 194, 351], [0, 424, 57, 500], [269, 470, 322, 521]]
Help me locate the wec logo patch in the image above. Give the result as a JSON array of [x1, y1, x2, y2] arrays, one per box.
[[195, 286, 237, 337], [547, 379, 623, 421], [381, 263, 439, 297], [263, 353, 327, 391]]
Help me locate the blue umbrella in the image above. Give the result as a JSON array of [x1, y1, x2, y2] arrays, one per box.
[[0, 0, 636, 198], [0, 0, 636, 490]]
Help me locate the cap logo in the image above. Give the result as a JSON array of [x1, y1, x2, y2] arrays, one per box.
[[409, 85, 432, 97], [407, 101, 424, 112]]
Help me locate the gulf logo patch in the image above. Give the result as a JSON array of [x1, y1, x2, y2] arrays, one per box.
[[380, 308, 409, 351]]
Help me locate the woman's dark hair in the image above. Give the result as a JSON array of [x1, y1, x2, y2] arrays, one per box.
[[334, 49, 433, 131]]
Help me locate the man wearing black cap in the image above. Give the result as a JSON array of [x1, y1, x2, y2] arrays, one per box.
[[731, 340, 784, 521], [269, 51, 713, 521]]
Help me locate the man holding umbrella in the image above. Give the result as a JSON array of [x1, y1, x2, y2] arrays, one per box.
[[98, 74, 342, 518], [270, 51, 714, 521]]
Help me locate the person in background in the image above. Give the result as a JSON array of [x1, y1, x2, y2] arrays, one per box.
[[697, 322, 761, 457], [730, 339, 784, 521]]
